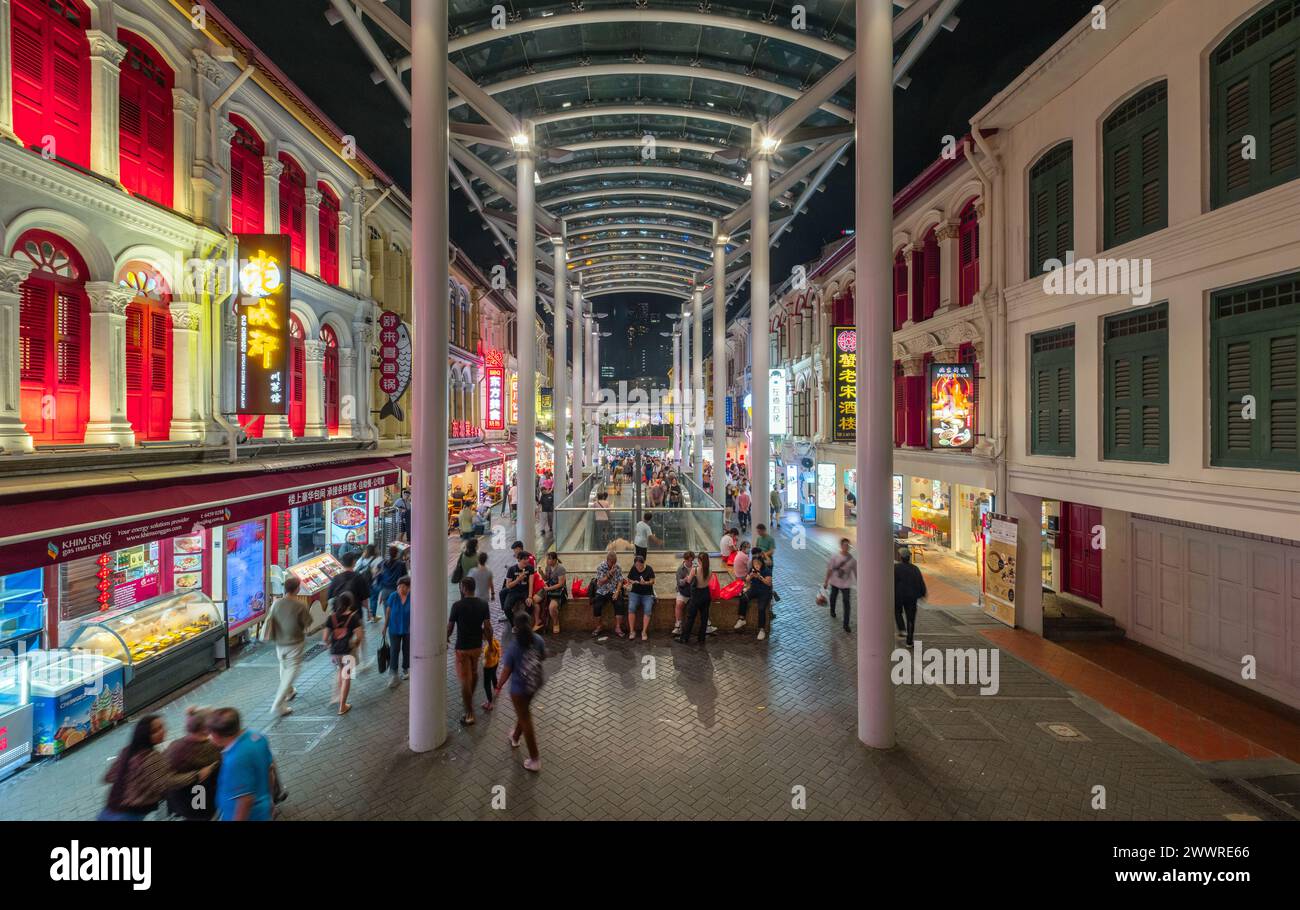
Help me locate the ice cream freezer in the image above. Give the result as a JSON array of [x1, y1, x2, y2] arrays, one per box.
[[65, 591, 225, 715], [26, 651, 125, 757], [0, 655, 33, 776]]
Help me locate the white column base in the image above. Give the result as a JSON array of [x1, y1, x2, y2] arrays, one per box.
[[261, 415, 293, 439], [82, 420, 136, 447], [0, 418, 34, 453], [168, 418, 206, 443]]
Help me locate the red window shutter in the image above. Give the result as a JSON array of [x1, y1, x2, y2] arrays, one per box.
[[119, 34, 174, 207], [958, 204, 979, 307], [55, 289, 82, 385], [319, 184, 340, 285], [12, 0, 90, 168], [125, 304, 145, 393], [149, 309, 168, 392], [905, 375, 927, 447], [118, 82, 143, 193], [229, 116, 265, 233], [922, 232, 940, 319], [10, 2, 47, 145], [279, 155, 306, 270], [323, 327, 340, 434], [892, 255, 908, 330], [19, 282, 49, 383], [910, 249, 925, 324], [893, 361, 905, 446]]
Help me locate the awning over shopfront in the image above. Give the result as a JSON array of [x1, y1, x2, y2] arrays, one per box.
[[0, 457, 400, 574], [454, 444, 515, 471]]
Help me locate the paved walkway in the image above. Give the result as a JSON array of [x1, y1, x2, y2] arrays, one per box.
[[1, 510, 1293, 821]]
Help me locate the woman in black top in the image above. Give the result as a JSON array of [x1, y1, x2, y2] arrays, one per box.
[[746, 552, 774, 641], [678, 552, 712, 644], [324, 592, 362, 715]]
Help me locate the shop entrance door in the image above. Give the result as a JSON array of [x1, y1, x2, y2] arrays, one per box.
[[1063, 502, 1103, 604]]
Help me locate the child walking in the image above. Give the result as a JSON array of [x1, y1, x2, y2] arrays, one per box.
[[482, 624, 501, 711]]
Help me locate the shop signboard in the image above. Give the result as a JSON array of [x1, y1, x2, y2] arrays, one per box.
[[785, 464, 798, 509], [769, 370, 788, 435], [377, 310, 411, 422], [892, 474, 903, 526], [234, 234, 291, 416], [982, 513, 1018, 627], [817, 463, 837, 510], [831, 326, 857, 443], [539, 387, 553, 426], [509, 373, 519, 425], [929, 362, 976, 449], [224, 519, 267, 633], [484, 350, 505, 430], [725, 396, 733, 427]]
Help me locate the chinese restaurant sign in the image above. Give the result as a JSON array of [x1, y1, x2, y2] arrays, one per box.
[[377, 310, 411, 403], [484, 350, 505, 430], [235, 234, 290, 416], [769, 369, 788, 435], [929, 362, 976, 449], [831, 326, 857, 443], [509, 373, 519, 424]]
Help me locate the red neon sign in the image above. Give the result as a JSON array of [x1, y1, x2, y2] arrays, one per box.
[[485, 349, 505, 430]]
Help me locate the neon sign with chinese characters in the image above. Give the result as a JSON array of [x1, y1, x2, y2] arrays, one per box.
[[485, 349, 505, 430], [831, 326, 857, 443], [234, 235, 290, 416]]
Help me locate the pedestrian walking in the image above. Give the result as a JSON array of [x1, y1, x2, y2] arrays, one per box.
[[164, 706, 221, 820], [207, 708, 279, 822], [266, 576, 312, 716], [324, 592, 362, 715], [100, 715, 214, 821], [326, 552, 372, 666], [355, 544, 381, 621], [482, 623, 501, 712], [495, 611, 546, 772], [822, 538, 858, 633], [383, 576, 412, 688], [468, 551, 495, 602], [678, 552, 712, 644], [770, 486, 782, 520], [448, 577, 493, 726], [633, 511, 661, 560], [376, 544, 408, 620], [894, 548, 927, 646], [737, 486, 752, 531]]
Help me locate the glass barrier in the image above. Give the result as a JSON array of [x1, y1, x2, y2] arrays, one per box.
[[554, 468, 722, 554]]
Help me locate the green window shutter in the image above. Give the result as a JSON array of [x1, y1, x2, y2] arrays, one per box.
[[1211, 1, 1300, 208], [1104, 83, 1168, 248], [1030, 327, 1075, 456], [1028, 143, 1073, 278], [1104, 304, 1168, 462], [1211, 272, 1300, 469]]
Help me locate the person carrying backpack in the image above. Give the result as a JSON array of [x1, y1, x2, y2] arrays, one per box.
[[495, 612, 546, 772]]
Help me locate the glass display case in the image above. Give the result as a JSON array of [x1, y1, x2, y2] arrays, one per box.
[[66, 592, 223, 713], [0, 568, 45, 652], [0, 654, 34, 776]]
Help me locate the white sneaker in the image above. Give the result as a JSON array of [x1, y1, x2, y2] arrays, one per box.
[[400, 670, 409, 680], [387, 675, 400, 689], [706, 624, 718, 635], [757, 628, 767, 641], [671, 623, 681, 635], [734, 619, 746, 631]]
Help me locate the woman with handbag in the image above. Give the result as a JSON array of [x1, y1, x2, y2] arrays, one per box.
[[324, 592, 363, 715], [100, 715, 215, 821]]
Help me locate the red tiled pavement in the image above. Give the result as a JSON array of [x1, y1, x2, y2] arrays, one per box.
[[980, 628, 1285, 764]]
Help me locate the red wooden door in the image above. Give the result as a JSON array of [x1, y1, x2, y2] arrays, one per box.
[[1063, 502, 1103, 604], [322, 324, 339, 434], [125, 298, 172, 440]]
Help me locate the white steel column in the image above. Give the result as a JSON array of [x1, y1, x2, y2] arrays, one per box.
[[571, 288, 584, 479], [409, 0, 449, 754], [552, 236, 568, 494], [712, 239, 727, 483], [671, 329, 681, 463], [680, 305, 691, 472], [692, 287, 704, 488], [515, 140, 538, 548], [750, 143, 772, 529], [855, 0, 897, 750]]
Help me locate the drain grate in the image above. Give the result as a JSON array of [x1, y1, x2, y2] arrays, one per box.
[[1036, 721, 1091, 742], [910, 707, 1005, 742]]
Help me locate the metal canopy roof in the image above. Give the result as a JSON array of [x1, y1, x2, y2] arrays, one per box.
[[332, 0, 959, 313]]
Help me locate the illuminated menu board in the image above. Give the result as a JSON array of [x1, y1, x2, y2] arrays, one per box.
[[831, 326, 857, 443], [929, 362, 976, 449], [485, 349, 505, 430], [234, 234, 291, 416]]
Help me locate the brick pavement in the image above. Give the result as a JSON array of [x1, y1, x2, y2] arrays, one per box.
[[0, 511, 1287, 821]]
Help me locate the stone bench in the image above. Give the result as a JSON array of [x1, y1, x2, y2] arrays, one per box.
[[513, 593, 746, 634]]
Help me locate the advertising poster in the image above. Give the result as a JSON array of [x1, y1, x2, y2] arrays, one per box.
[[769, 369, 788, 434], [509, 373, 519, 424], [234, 234, 291, 416], [831, 326, 857, 443], [929, 362, 976, 449], [725, 396, 733, 426], [785, 464, 799, 509], [224, 519, 267, 632], [484, 349, 505, 430], [982, 513, 1018, 627], [817, 463, 837, 510], [331, 492, 369, 551], [377, 310, 411, 422], [892, 474, 903, 526]]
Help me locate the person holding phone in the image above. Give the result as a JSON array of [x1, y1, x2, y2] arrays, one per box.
[[746, 551, 774, 641]]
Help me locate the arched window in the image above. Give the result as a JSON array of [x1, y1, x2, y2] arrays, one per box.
[[1211, 1, 1300, 208], [892, 249, 908, 329], [13, 230, 90, 444], [1028, 141, 1074, 278], [920, 227, 940, 321], [119, 264, 172, 441], [117, 30, 173, 207], [10, 0, 91, 168], [322, 324, 340, 435], [958, 199, 980, 307], [318, 182, 340, 284], [289, 315, 306, 437], [229, 114, 264, 233], [279, 153, 307, 271], [1104, 81, 1168, 246]]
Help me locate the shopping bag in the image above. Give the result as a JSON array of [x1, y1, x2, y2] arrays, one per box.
[[571, 578, 585, 597], [708, 574, 722, 599], [718, 579, 744, 599], [724, 551, 737, 567], [377, 634, 391, 674]]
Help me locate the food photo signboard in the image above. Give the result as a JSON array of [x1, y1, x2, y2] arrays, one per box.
[[929, 362, 976, 449], [982, 513, 1018, 627]]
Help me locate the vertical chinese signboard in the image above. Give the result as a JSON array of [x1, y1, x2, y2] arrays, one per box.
[[509, 373, 519, 424], [929, 362, 976, 449], [981, 513, 1018, 627], [831, 326, 857, 443], [484, 350, 505, 430], [234, 235, 290, 416], [769, 369, 788, 435]]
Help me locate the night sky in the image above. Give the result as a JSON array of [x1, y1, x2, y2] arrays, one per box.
[[212, 0, 1098, 378]]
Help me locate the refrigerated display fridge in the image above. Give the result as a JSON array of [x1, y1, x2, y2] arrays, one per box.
[[28, 651, 125, 757], [0, 655, 33, 776], [65, 591, 223, 714]]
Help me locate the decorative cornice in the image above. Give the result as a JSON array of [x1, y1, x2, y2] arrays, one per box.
[[0, 144, 221, 252], [262, 157, 285, 178], [193, 50, 227, 89], [85, 282, 134, 316], [217, 119, 239, 144], [339, 211, 353, 229], [0, 257, 36, 296], [170, 300, 203, 330], [349, 185, 367, 206], [86, 31, 127, 66], [304, 188, 323, 207], [172, 88, 200, 118], [304, 339, 326, 361], [935, 221, 960, 242]]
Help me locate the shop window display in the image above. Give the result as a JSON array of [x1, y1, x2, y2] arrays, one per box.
[[0, 568, 45, 651]]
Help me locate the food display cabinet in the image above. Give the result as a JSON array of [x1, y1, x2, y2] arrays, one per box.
[[65, 591, 224, 714], [28, 650, 125, 757], [0, 655, 33, 776]]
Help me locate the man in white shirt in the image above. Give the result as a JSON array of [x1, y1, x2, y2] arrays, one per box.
[[633, 512, 661, 561], [823, 538, 858, 633], [719, 527, 739, 562]]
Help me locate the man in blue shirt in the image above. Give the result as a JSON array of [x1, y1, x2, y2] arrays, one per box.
[[383, 575, 412, 688], [208, 707, 276, 821]]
